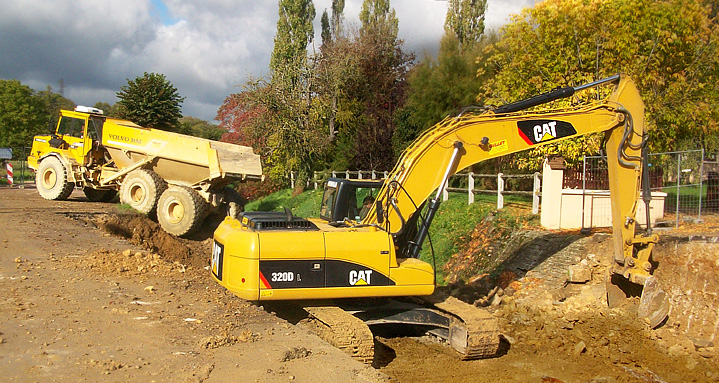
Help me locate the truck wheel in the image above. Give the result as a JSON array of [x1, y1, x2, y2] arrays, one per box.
[[119, 169, 167, 215], [36, 157, 75, 200], [83, 187, 117, 202], [157, 186, 208, 236]]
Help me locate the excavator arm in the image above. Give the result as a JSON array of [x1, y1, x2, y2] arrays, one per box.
[[366, 75, 657, 285]]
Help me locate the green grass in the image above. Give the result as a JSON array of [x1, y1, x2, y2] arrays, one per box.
[[244, 188, 324, 218], [417, 195, 495, 281]]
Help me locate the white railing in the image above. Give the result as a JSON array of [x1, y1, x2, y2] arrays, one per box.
[[289, 170, 541, 213]]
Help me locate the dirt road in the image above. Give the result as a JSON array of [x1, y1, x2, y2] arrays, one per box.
[[1, 186, 717, 383], [0, 187, 384, 383]]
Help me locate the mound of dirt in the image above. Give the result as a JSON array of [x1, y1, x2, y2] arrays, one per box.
[[93, 213, 211, 269], [74, 248, 188, 277]]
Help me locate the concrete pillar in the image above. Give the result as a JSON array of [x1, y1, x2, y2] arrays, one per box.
[[541, 158, 565, 229]]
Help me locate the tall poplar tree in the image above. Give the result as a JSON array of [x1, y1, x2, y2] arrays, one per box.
[[270, 0, 316, 82], [445, 0, 487, 50], [359, 0, 399, 40]]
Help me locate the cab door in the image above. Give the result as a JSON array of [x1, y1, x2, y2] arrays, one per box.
[[55, 113, 90, 164]]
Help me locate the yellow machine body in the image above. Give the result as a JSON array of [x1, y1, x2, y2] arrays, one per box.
[[213, 216, 435, 301]]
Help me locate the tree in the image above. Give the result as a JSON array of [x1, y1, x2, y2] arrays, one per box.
[[270, 0, 315, 78], [445, 0, 487, 50], [177, 116, 225, 140], [36, 86, 75, 130], [321, 10, 331, 45], [331, 0, 346, 38], [92, 102, 121, 118], [0, 80, 49, 147], [310, 1, 414, 171], [480, 0, 719, 169], [359, 0, 398, 41], [116, 72, 185, 131]]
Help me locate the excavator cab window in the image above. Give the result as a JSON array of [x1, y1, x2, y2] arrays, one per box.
[[319, 178, 383, 224]]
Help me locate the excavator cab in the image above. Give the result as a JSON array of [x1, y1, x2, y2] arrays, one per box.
[[319, 178, 383, 224]]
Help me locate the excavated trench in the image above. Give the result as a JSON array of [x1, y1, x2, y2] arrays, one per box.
[[79, 211, 719, 383]]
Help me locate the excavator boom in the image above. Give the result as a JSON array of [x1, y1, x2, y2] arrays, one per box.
[[366, 75, 654, 284]]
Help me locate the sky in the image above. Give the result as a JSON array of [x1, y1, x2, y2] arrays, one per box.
[[0, 0, 536, 122]]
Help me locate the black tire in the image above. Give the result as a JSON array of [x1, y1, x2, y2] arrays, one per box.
[[157, 186, 208, 236], [83, 187, 117, 202], [119, 169, 167, 215], [36, 157, 74, 200]]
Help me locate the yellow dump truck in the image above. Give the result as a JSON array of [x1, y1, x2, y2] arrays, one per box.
[[28, 106, 262, 236]]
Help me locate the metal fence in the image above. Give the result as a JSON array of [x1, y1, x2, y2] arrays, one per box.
[[568, 149, 711, 228], [0, 147, 32, 186], [293, 169, 540, 213]]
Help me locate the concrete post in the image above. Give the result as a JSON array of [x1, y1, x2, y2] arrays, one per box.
[[497, 173, 504, 209]]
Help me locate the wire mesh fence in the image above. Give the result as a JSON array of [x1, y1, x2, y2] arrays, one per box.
[[565, 149, 710, 228]]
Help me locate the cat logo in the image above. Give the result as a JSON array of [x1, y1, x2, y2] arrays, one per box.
[[533, 121, 558, 142], [349, 270, 373, 286], [517, 119, 577, 145]]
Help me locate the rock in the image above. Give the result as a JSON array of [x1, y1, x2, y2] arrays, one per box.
[[592, 233, 610, 243], [567, 264, 592, 283], [490, 294, 503, 306], [667, 344, 687, 358], [144, 286, 155, 293], [698, 347, 715, 358], [504, 286, 516, 297], [587, 377, 615, 383], [637, 276, 669, 329], [122, 249, 132, 256], [280, 347, 311, 362], [690, 337, 714, 350], [686, 356, 698, 370], [558, 319, 574, 330], [468, 273, 489, 286], [574, 341, 586, 356]]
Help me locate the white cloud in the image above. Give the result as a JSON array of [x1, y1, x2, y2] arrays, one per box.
[[0, 0, 536, 122]]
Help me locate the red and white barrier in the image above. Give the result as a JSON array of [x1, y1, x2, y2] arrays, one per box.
[[6, 162, 12, 185]]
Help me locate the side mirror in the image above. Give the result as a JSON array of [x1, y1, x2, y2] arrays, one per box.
[[375, 201, 384, 224]]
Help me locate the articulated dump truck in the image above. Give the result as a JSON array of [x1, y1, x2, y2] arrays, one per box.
[[28, 106, 262, 236]]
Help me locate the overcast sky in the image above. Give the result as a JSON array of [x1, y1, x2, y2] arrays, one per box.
[[0, 0, 535, 122]]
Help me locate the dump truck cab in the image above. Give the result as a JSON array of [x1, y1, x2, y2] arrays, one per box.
[[28, 106, 105, 172]]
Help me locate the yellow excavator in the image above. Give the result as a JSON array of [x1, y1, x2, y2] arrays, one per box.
[[211, 74, 663, 361]]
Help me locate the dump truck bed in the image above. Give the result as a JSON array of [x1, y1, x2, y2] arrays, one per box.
[[102, 119, 262, 186]]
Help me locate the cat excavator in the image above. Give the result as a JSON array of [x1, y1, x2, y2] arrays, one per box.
[[211, 74, 664, 362]]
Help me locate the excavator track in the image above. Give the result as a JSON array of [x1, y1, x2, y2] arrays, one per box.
[[428, 296, 502, 359], [302, 305, 375, 364]]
